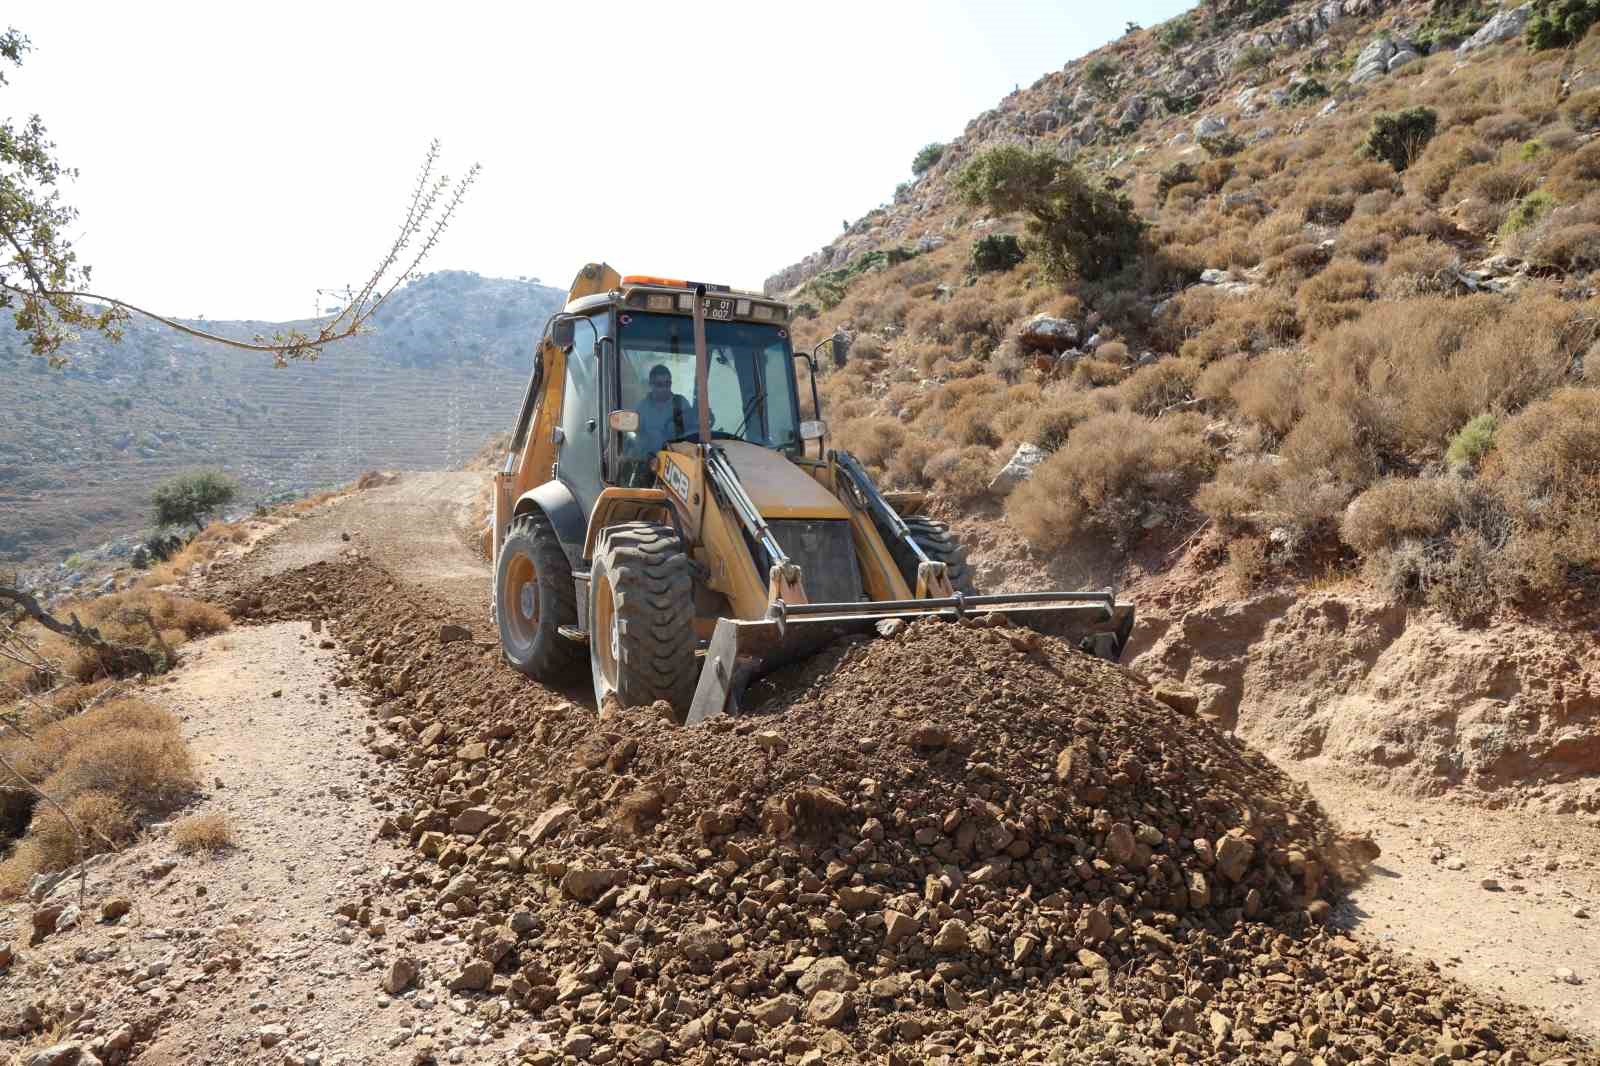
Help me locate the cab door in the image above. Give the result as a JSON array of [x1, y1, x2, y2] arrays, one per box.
[[556, 311, 610, 520]]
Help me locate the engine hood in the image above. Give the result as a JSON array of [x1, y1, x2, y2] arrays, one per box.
[[716, 441, 848, 521]]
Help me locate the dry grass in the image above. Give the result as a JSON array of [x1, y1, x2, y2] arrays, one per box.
[[0, 696, 196, 897], [173, 811, 235, 854]]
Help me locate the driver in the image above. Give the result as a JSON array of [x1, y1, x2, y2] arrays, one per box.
[[633, 364, 696, 456]]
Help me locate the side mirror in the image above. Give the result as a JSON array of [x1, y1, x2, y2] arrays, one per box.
[[549, 317, 575, 348], [609, 410, 640, 432], [830, 332, 850, 368], [800, 420, 827, 441]]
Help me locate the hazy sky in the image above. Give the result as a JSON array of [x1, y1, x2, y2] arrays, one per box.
[[8, 1, 1192, 322]]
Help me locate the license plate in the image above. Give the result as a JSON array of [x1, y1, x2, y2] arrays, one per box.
[[703, 297, 735, 320]]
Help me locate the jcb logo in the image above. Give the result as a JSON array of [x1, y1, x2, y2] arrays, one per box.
[[663, 461, 691, 502]]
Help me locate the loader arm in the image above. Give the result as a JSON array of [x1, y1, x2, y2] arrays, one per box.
[[832, 450, 956, 599]]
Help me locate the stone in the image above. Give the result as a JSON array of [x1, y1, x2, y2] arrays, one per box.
[[1162, 996, 1199, 1035], [0, 944, 12, 969], [1187, 869, 1211, 909], [988, 443, 1049, 497], [1104, 822, 1136, 866], [883, 910, 919, 945], [455, 741, 488, 763], [1387, 47, 1420, 72], [836, 886, 882, 913], [451, 806, 499, 836], [1349, 37, 1396, 83], [560, 867, 627, 903], [1216, 832, 1255, 883], [1458, 4, 1532, 54], [258, 1025, 289, 1048], [23, 1043, 101, 1066], [753, 994, 801, 1026], [1017, 313, 1080, 352], [443, 872, 479, 900], [805, 990, 853, 1028], [1154, 687, 1200, 716], [447, 959, 493, 992], [99, 897, 131, 922], [30, 904, 64, 944], [797, 956, 859, 995], [438, 624, 472, 643], [1076, 947, 1109, 971], [1481, 878, 1503, 892], [676, 923, 730, 963], [383, 956, 419, 994], [561, 1033, 593, 1059], [1193, 115, 1227, 139], [417, 723, 446, 748], [932, 919, 970, 953], [527, 804, 575, 844]]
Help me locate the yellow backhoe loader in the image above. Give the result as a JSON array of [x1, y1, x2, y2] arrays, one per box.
[[485, 263, 1134, 723]]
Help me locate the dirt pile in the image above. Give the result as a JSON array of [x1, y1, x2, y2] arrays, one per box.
[[225, 558, 1596, 1064]]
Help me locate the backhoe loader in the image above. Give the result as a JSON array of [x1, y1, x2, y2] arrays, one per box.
[[485, 263, 1134, 723]]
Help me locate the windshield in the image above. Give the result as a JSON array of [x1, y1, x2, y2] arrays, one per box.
[[617, 312, 800, 454]]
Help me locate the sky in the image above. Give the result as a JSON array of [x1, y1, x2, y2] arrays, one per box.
[[7, 0, 1193, 322]]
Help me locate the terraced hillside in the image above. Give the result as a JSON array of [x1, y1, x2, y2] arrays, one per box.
[[2, 271, 562, 563]]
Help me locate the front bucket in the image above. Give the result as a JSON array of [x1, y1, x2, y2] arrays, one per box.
[[684, 595, 1135, 725]]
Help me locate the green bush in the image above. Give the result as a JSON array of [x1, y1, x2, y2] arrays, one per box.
[[1446, 413, 1497, 467], [1200, 130, 1245, 158], [1285, 78, 1330, 106], [1526, 0, 1600, 50], [1156, 161, 1199, 198], [1414, 1, 1491, 50], [1499, 190, 1555, 236], [1084, 57, 1118, 88], [1360, 107, 1439, 172], [954, 145, 1143, 282], [1157, 16, 1194, 51], [1232, 45, 1271, 71], [970, 233, 1026, 274], [912, 143, 945, 176], [151, 470, 238, 532]]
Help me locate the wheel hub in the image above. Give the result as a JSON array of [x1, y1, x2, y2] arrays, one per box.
[[519, 581, 536, 621]]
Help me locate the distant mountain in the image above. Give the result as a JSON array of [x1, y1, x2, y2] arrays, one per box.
[[1, 270, 566, 564]]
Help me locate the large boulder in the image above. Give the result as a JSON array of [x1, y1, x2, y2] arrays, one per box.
[[989, 444, 1049, 497], [1193, 115, 1227, 139], [1348, 38, 1396, 83], [1017, 313, 1080, 352], [1458, 4, 1532, 54]]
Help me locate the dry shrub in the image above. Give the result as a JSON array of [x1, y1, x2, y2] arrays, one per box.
[[0, 697, 196, 897], [1298, 261, 1375, 335], [1007, 411, 1215, 550], [1406, 129, 1493, 201], [885, 436, 941, 489], [1484, 388, 1600, 589], [925, 445, 995, 502], [1223, 536, 1270, 594], [1194, 352, 1251, 407], [1229, 348, 1304, 435], [1116, 357, 1200, 415], [1016, 390, 1111, 449], [1178, 291, 1301, 364], [1546, 141, 1600, 202], [1530, 222, 1600, 273], [1340, 477, 1463, 554], [833, 417, 905, 470], [1379, 237, 1460, 296], [1263, 243, 1331, 281], [173, 811, 235, 853], [1565, 89, 1600, 131]]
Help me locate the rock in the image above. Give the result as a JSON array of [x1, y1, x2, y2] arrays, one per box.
[[527, 804, 575, 844], [676, 923, 730, 963], [99, 897, 131, 922], [258, 1025, 289, 1048], [1162, 996, 1200, 1035], [797, 956, 859, 995], [1017, 313, 1080, 352], [30, 904, 64, 943], [1154, 687, 1199, 716], [560, 1033, 593, 1059], [560, 867, 627, 903], [753, 995, 800, 1026], [451, 806, 499, 836], [1349, 37, 1396, 83], [0, 944, 13, 969], [443, 872, 479, 900], [1458, 4, 1532, 54], [836, 886, 882, 913], [805, 989, 853, 1028], [1199, 268, 1236, 285], [446, 959, 493, 992], [383, 956, 418, 994], [23, 1043, 101, 1066], [1555, 967, 1584, 985], [1104, 822, 1136, 866], [1076, 947, 1109, 971], [1481, 878, 1503, 891], [988, 443, 1049, 497], [1187, 869, 1211, 909], [438, 623, 472, 643], [883, 910, 920, 946], [1387, 47, 1420, 72], [1215, 832, 1255, 883], [1193, 115, 1227, 139], [455, 741, 487, 763], [932, 919, 970, 953], [416, 723, 446, 748]]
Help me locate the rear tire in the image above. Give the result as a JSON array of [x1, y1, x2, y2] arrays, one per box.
[[891, 516, 978, 595], [495, 512, 584, 681], [589, 522, 698, 719]]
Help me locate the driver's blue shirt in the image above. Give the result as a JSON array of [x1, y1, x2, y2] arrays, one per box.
[[634, 392, 694, 455]]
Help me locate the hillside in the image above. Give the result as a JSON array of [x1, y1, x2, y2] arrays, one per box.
[[768, 0, 1600, 807], [1, 271, 563, 564]]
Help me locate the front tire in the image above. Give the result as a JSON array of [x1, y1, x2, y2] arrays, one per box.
[[495, 512, 584, 681], [589, 522, 697, 719], [891, 515, 978, 595]]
